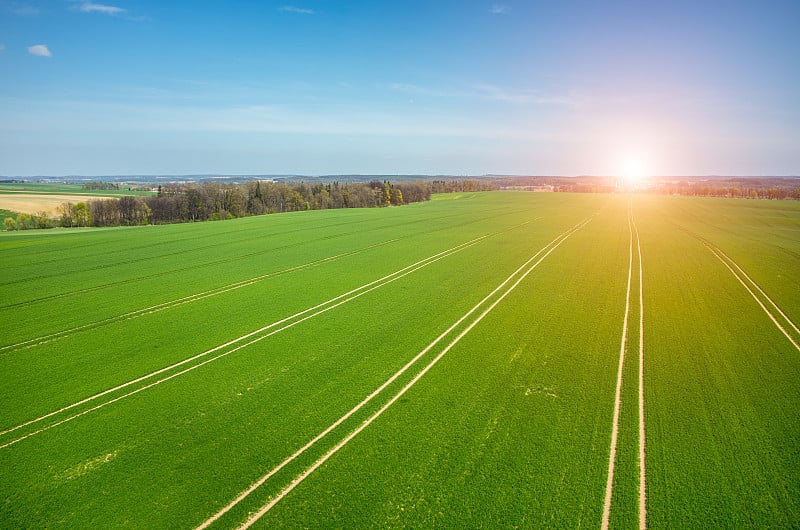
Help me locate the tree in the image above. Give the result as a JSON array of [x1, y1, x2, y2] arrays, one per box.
[[58, 202, 75, 227], [73, 202, 91, 227], [390, 187, 403, 206], [118, 196, 137, 225], [383, 182, 391, 206], [89, 199, 120, 226], [83, 181, 120, 191], [224, 187, 246, 218], [138, 201, 151, 225], [3, 217, 16, 231], [288, 190, 305, 211], [35, 211, 52, 229], [185, 187, 206, 221], [16, 213, 32, 230]]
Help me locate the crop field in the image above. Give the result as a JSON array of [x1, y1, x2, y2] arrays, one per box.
[[0, 182, 155, 196], [0, 194, 121, 216], [1, 192, 798, 528], [0, 183, 154, 216]]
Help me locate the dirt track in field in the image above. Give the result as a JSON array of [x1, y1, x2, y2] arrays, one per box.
[[0, 194, 111, 215]]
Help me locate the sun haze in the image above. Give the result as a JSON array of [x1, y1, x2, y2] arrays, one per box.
[[1, 1, 798, 176], [620, 155, 650, 185]]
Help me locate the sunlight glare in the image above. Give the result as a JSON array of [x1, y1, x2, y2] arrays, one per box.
[[620, 155, 650, 187]]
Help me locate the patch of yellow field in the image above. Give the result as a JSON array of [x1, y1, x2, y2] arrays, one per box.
[[0, 194, 113, 215]]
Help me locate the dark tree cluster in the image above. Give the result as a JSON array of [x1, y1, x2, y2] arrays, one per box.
[[49, 180, 432, 228], [428, 179, 499, 193], [4, 211, 58, 231], [494, 176, 616, 193], [492, 176, 800, 198], [649, 178, 800, 199], [82, 181, 121, 190]]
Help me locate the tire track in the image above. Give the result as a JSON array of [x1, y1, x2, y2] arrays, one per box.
[[700, 239, 800, 353], [0, 239, 399, 353], [0, 212, 410, 288], [0, 226, 393, 308], [1, 231, 360, 308], [633, 213, 646, 530], [602, 201, 646, 530], [2, 208, 538, 351], [1, 221, 538, 449], [673, 223, 800, 352], [601, 204, 634, 530], [1, 205, 529, 305], [196, 217, 593, 530], [1, 211, 366, 267]]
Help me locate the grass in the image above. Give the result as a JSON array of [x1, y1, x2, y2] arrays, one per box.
[[635, 196, 800, 527], [258, 199, 631, 527], [1, 192, 798, 528], [0, 182, 155, 197]]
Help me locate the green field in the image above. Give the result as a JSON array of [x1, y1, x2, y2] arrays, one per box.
[[0, 182, 155, 197], [1, 192, 798, 528]]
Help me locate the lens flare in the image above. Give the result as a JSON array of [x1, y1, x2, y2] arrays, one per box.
[[619, 154, 650, 188]]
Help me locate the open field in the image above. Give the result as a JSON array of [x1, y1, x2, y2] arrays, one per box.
[[0, 194, 119, 216], [0, 182, 155, 196], [0, 183, 155, 216], [1, 192, 798, 528]]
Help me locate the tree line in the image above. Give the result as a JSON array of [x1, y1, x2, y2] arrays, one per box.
[[427, 179, 499, 193], [82, 181, 122, 190], [646, 178, 800, 199], [4, 180, 432, 230]]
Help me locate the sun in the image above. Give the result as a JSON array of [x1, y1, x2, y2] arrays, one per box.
[[619, 154, 650, 187]]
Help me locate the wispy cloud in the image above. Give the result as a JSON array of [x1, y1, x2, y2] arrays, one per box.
[[387, 83, 461, 98], [279, 6, 315, 15], [388, 81, 581, 107], [0, 44, 5, 52], [2, 96, 520, 140], [28, 44, 52, 58], [490, 4, 510, 15], [473, 83, 581, 106], [3, 3, 41, 15], [78, 2, 126, 15]]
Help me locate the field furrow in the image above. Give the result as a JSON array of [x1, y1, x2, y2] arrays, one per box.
[[2, 192, 798, 528], [636, 195, 800, 527], [603, 201, 646, 530], [200, 217, 593, 529], [0, 228, 509, 444]]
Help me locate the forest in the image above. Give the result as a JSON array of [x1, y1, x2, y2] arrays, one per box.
[[54, 180, 431, 228]]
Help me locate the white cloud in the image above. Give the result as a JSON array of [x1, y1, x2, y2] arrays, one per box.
[[0, 44, 5, 52], [490, 4, 510, 15], [388, 81, 581, 107], [4, 4, 41, 16], [28, 44, 52, 58], [2, 97, 520, 141], [473, 83, 581, 106], [279, 6, 315, 14], [79, 2, 126, 15], [387, 83, 457, 98]]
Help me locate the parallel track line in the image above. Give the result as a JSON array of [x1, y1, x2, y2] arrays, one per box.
[[1, 222, 538, 448], [196, 217, 592, 529], [704, 244, 800, 353], [633, 214, 646, 530], [601, 204, 634, 530], [0, 239, 398, 353]]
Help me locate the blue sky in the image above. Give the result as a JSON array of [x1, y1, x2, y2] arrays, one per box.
[[1, 0, 798, 176]]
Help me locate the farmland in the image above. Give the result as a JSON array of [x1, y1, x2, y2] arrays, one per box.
[[0, 182, 154, 196], [0, 183, 154, 216], [1, 192, 798, 528]]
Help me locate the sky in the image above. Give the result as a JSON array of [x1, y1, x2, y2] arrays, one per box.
[[1, 0, 798, 176]]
